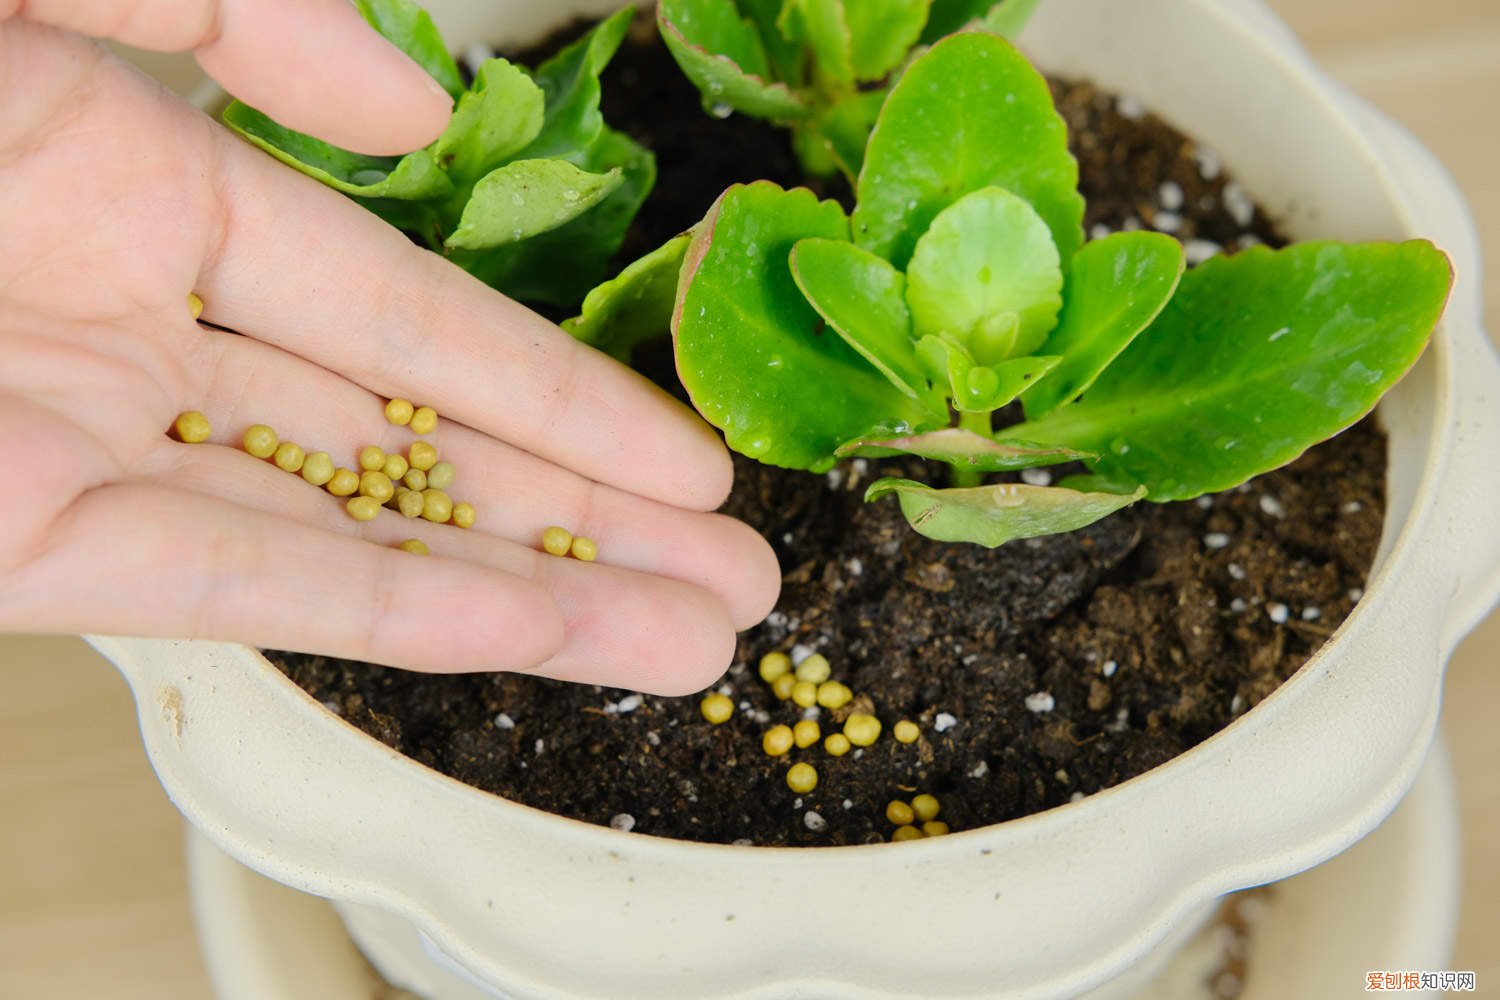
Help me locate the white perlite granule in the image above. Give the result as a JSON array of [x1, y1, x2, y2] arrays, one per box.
[[1302, 606, 1322, 621], [1227, 562, 1247, 581], [1259, 494, 1287, 519], [495, 713, 515, 729], [1020, 467, 1052, 487], [1222, 181, 1254, 227], [1025, 692, 1056, 713], [804, 811, 827, 832], [1151, 210, 1182, 234], [1204, 532, 1231, 550], [1267, 603, 1290, 624], [610, 813, 636, 833], [1158, 180, 1184, 211], [1102, 659, 1118, 678], [1116, 94, 1145, 119], [1183, 238, 1222, 266], [934, 712, 958, 733], [969, 760, 990, 779]]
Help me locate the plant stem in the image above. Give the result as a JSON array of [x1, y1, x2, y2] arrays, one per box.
[[951, 412, 992, 488]]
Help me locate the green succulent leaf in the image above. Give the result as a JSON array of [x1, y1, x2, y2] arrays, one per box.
[[852, 31, 1084, 270], [445, 160, 622, 250], [1021, 232, 1185, 418], [673, 183, 938, 471], [521, 7, 633, 160], [778, 0, 855, 89], [836, 428, 1092, 471], [866, 478, 1146, 547], [789, 238, 945, 413], [845, 0, 932, 81], [920, 0, 995, 41], [797, 89, 887, 179], [1013, 240, 1453, 501], [737, 0, 804, 82], [982, 0, 1043, 39], [432, 59, 545, 185], [354, 0, 464, 99], [449, 128, 656, 305], [221, 102, 452, 201], [915, 335, 1059, 411], [905, 186, 1063, 362], [659, 0, 810, 120], [564, 234, 692, 361]]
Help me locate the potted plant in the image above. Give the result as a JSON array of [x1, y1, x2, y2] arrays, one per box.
[[91, 0, 1500, 996]]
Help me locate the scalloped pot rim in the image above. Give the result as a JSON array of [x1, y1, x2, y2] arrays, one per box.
[[92, 1, 1500, 998]]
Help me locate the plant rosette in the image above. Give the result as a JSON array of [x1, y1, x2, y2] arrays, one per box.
[[92, 1, 1500, 998]]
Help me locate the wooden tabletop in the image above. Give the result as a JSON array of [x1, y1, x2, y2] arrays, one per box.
[[3, 2, 1497, 996]]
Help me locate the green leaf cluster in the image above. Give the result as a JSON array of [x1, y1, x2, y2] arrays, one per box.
[[657, 0, 1039, 178], [571, 29, 1451, 548], [221, 0, 652, 306]]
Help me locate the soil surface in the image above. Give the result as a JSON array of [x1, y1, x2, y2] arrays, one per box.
[[272, 23, 1386, 847]]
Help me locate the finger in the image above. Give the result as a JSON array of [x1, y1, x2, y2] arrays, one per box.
[[9, 0, 451, 155], [143, 444, 740, 694], [199, 124, 736, 513], [173, 328, 780, 628], [0, 482, 565, 674]]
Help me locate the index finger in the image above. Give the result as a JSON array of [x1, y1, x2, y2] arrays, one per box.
[[199, 124, 735, 512]]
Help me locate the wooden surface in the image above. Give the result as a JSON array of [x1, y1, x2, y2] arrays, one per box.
[[3, 2, 1497, 996]]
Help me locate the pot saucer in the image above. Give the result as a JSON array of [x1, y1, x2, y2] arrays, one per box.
[[187, 741, 1458, 1000]]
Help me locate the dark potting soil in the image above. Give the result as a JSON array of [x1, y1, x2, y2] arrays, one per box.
[[271, 25, 1386, 846]]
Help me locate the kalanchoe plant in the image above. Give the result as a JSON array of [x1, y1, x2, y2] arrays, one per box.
[[569, 28, 1452, 548], [657, 0, 1039, 178], [222, 0, 652, 306]]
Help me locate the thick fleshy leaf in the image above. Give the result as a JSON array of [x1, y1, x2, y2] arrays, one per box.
[[354, 0, 464, 99], [659, 0, 810, 120], [915, 335, 1058, 411], [778, 0, 855, 89], [445, 160, 622, 250], [789, 238, 944, 412], [432, 59, 545, 185], [448, 128, 656, 305], [738, 0, 804, 82], [796, 89, 887, 179], [1013, 241, 1453, 500], [920, 0, 996, 42], [852, 32, 1084, 270], [222, 102, 451, 200], [521, 8, 633, 160], [673, 183, 936, 471], [836, 428, 1091, 471], [1021, 232, 1185, 418], [846, 0, 931, 81], [866, 478, 1146, 547], [983, 0, 1042, 39], [906, 186, 1063, 361], [563, 234, 691, 360]]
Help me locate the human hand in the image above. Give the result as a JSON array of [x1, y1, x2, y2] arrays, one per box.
[[0, 1, 781, 693]]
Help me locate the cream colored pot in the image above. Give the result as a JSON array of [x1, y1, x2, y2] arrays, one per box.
[[94, 0, 1500, 996]]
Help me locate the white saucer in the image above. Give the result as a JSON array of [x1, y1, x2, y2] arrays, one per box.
[[186, 740, 1459, 1000]]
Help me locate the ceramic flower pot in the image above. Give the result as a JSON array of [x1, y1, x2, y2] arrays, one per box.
[[93, 0, 1500, 996]]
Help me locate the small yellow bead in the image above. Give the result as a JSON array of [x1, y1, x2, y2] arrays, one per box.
[[173, 410, 212, 444], [570, 536, 598, 562], [397, 490, 426, 518], [762, 725, 794, 757], [541, 526, 574, 556], [397, 538, 430, 555], [844, 714, 882, 747], [771, 674, 797, 701], [242, 425, 278, 459], [758, 651, 791, 683], [893, 720, 921, 744], [824, 733, 851, 757], [187, 292, 204, 320], [815, 681, 853, 710], [382, 453, 409, 481], [326, 468, 360, 497], [427, 460, 455, 491], [359, 470, 394, 503], [451, 502, 476, 529], [791, 680, 817, 708], [409, 406, 439, 435], [402, 467, 428, 492], [921, 821, 950, 837], [699, 693, 734, 725], [785, 762, 818, 794], [384, 398, 415, 426], [408, 441, 438, 471], [793, 719, 821, 749], [886, 800, 915, 826], [301, 451, 334, 486], [346, 496, 381, 521], [891, 825, 926, 843], [794, 653, 831, 684], [358, 445, 386, 472], [272, 442, 305, 474], [911, 794, 941, 822], [421, 488, 453, 523]]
